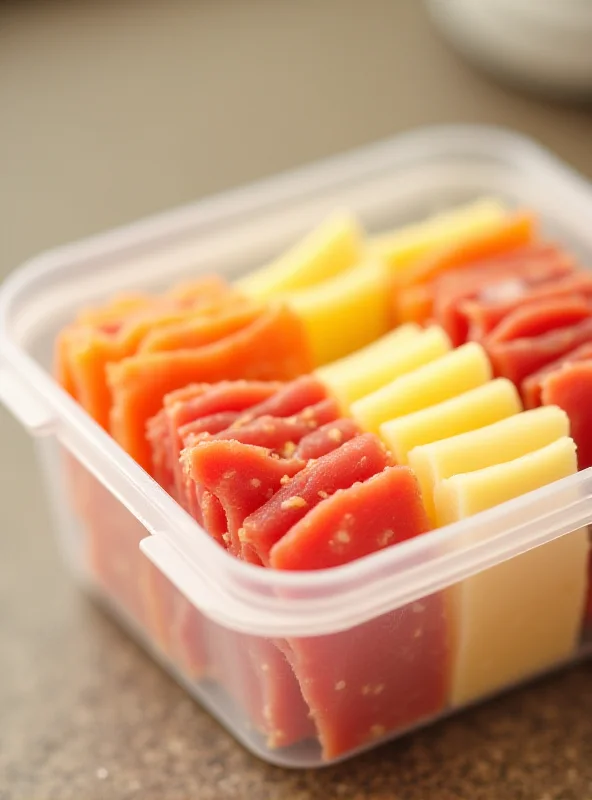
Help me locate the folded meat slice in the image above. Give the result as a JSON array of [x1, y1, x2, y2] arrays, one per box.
[[55, 296, 156, 401], [282, 597, 448, 760], [182, 441, 305, 556], [484, 297, 591, 345], [149, 380, 282, 495], [269, 466, 430, 571], [60, 278, 238, 429], [201, 399, 339, 455], [232, 375, 328, 427], [522, 343, 592, 409], [155, 378, 331, 509], [265, 465, 445, 757], [460, 272, 592, 342], [393, 212, 537, 323], [241, 434, 390, 565], [180, 400, 339, 544], [146, 408, 174, 492], [208, 622, 315, 748], [541, 361, 592, 471], [432, 248, 575, 345], [137, 299, 261, 353], [108, 304, 312, 471], [485, 317, 592, 388], [294, 418, 362, 460]]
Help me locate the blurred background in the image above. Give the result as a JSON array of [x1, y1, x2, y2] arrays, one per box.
[[1, 1, 592, 798], [2, 0, 592, 276]]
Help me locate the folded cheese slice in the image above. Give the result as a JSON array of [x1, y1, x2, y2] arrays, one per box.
[[351, 342, 491, 436], [408, 405, 570, 524], [316, 323, 422, 409], [236, 211, 363, 301], [285, 260, 392, 367], [434, 437, 587, 706], [370, 198, 507, 274], [380, 378, 521, 466]]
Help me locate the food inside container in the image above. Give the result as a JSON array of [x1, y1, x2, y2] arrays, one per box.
[[1, 126, 592, 767], [426, 0, 592, 98]]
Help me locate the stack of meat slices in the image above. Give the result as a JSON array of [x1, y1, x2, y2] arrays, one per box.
[[146, 375, 448, 759]]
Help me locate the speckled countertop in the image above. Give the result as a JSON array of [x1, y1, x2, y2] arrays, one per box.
[[2, 1, 592, 798]]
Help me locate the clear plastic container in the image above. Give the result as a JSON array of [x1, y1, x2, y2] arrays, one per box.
[[1, 125, 592, 767]]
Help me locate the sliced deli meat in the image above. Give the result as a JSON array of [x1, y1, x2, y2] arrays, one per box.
[[269, 466, 430, 571], [241, 434, 390, 565]]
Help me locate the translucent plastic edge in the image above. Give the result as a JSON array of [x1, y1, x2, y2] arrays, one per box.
[[2, 124, 592, 636]]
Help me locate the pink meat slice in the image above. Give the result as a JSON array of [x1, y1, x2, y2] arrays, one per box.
[[206, 398, 339, 455], [241, 434, 390, 565], [485, 316, 592, 387], [522, 342, 592, 409], [461, 272, 592, 341], [232, 376, 328, 427], [295, 418, 362, 460], [432, 246, 575, 345], [182, 440, 306, 556], [269, 466, 430, 571], [281, 595, 449, 760], [541, 360, 592, 471], [484, 297, 591, 345]]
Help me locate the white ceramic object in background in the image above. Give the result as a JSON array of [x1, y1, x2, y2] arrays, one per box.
[[426, 0, 592, 98], [2, 125, 592, 767]]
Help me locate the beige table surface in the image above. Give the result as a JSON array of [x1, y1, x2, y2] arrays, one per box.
[[1, 1, 592, 798]]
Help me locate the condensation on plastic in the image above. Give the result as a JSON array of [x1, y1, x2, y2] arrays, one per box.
[[1, 126, 592, 766]]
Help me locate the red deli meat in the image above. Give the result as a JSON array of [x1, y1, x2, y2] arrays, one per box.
[[432, 246, 575, 345], [146, 408, 173, 490], [149, 381, 282, 497], [522, 343, 592, 409], [295, 418, 362, 460], [539, 361, 592, 625], [241, 434, 390, 565], [182, 441, 306, 557], [108, 304, 312, 471], [174, 378, 334, 540], [151, 378, 328, 508], [199, 399, 340, 456], [147, 383, 208, 491], [199, 621, 315, 749], [461, 273, 592, 341], [268, 468, 445, 757], [180, 413, 257, 523], [181, 401, 339, 543], [232, 375, 329, 427], [198, 488, 229, 545], [269, 466, 430, 571], [485, 316, 592, 388], [541, 361, 592, 471], [484, 297, 591, 345], [247, 637, 316, 748], [180, 437, 317, 746], [267, 469, 447, 759], [283, 596, 449, 760]]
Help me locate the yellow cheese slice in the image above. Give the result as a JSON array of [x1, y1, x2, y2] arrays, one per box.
[[408, 405, 570, 524], [285, 260, 392, 367], [350, 342, 491, 435], [380, 378, 521, 466], [317, 324, 449, 411], [435, 437, 588, 706], [236, 210, 363, 301], [369, 198, 507, 274]]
